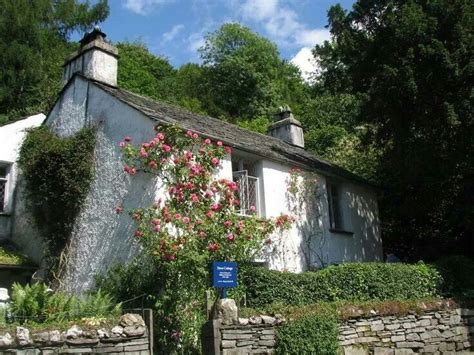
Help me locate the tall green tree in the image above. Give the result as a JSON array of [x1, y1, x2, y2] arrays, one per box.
[[314, 0, 474, 259], [0, 0, 109, 123], [199, 23, 306, 122]]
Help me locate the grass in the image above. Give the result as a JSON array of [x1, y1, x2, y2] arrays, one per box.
[[0, 246, 33, 266]]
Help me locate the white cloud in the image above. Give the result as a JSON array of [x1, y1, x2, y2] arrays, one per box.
[[290, 47, 317, 83], [124, 0, 170, 15], [241, 0, 278, 22], [238, 0, 330, 49], [162, 24, 185, 43], [187, 32, 206, 54], [295, 28, 330, 47]]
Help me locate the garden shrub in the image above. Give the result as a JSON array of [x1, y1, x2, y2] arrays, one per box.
[[275, 305, 339, 355], [18, 126, 95, 275], [435, 255, 474, 299], [7, 283, 120, 324], [242, 262, 442, 308]]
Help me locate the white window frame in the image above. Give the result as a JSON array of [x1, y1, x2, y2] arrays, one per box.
[[233, 170, 260, 217]]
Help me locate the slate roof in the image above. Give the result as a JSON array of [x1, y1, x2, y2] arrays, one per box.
[[91, 78, 376, 188]]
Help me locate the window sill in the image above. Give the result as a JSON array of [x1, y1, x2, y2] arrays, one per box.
[[329, 228, 354, 236]]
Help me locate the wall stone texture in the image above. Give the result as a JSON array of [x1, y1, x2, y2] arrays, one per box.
[[206, 308, 473, 354], [0, 313, 151, 354], [339, 308, 473, 355]]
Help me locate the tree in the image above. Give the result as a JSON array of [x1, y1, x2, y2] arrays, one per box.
[[0, 0, 109, 123], [200, 23, 306, 121], [314, 0, 474, 259], [117, 42, 177, 102]]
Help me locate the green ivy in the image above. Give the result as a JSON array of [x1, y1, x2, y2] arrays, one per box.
[[18, 126, 95, 273]]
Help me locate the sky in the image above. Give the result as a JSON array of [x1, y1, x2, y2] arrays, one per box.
[[94, 0, 355, 79]]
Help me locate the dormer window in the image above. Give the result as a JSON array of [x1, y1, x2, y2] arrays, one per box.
[[232, 156, 261, 216]]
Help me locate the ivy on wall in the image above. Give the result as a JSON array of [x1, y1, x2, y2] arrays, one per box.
[[18, 126, 95, 276]]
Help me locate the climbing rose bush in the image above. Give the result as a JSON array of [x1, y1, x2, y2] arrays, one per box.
[[119, 125, 292, 263]]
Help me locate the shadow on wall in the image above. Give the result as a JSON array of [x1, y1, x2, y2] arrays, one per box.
[[60, 128, 161, 293]]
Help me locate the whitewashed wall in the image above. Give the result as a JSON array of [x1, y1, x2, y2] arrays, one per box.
[[11, 76, 382, 292], [0, 114, 45, 247]]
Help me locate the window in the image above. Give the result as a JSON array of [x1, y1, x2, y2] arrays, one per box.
[[232, 157, 261, 216], [327, 181, 354, 235], [0, 164, 9, 213]]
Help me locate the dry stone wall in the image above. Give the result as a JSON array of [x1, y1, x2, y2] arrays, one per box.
[[0, 313, 151, 354], [339, 308, 473, 355], [204, 308, 473, 355]]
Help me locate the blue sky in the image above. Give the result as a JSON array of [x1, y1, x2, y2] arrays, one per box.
[[95, 0, 355, 78]]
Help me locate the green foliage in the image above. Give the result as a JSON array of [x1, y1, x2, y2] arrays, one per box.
[[200, 23, 306, 120], [242, 263, 442, 308], [8, 283, 120, 324], [0, 245, 31, 266], [117, 42, 177, 102], [314, 0, 474, 259], [435, 256, 474, 299], [18, 126, 95, 272], [275, 306, 339, 355], [0, 0, 109, 120]]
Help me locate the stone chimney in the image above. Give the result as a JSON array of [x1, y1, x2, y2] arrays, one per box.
[[63, 26, 118, 86], [268, 106, 304, 148]]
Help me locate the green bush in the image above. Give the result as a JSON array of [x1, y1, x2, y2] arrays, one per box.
[[275, 306, 339, 355], [435, 255, 474, 299], [18, 126, 95, 273], [242, 262, 442, 308], [8, 283, 120, 324]]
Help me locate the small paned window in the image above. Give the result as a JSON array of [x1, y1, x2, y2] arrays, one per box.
[[0, 164, 8, 213], [327, 182, 343, 230]]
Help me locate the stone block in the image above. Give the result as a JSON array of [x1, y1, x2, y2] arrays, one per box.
[[371, 324, 385, 332], [386, 324, 400, 330], [222, 333, 253, 340], [422, 344, 438, 353], [374, 347, 394, 355], [258, 340, 275, 347], [355, 337, 378, 344], [123, 344, 149, 352], [221, 340, 236, 348], [236, 340, 254, 347], [58, 348, 92, 353], [395, 342, 423, 348], [391, 335, 405, 342], [405, 333, 420, 341], [343, 345, 369, 355], [394, 350, 414, 355]]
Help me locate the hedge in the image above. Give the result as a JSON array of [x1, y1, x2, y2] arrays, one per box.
[[275, 306, 339, 355], [241, 262, 442, 308]]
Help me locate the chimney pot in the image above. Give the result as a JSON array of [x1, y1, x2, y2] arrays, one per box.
[[63, 28, 118, 86], [268, 106, 305, 148]]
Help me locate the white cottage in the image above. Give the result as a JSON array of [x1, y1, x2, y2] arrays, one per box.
[[8, 29, 382, 292]]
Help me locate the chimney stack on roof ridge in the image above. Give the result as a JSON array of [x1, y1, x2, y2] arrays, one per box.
[[268, 106, 305, 148]]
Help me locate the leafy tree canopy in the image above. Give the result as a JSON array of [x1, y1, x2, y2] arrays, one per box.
[[0, 0, 109, 123], [314, 0, 474, 259]]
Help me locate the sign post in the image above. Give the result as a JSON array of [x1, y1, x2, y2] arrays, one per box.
[[212, 261, 237, 299]]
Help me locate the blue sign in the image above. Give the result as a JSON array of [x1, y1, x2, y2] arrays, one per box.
[[212, 261, 237, 288]]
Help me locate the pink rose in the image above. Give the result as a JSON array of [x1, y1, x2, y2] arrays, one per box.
[[134, 230, 144, 238], [208, 242, 219, 252], [191, 194, 199, 203], [162, 144, 171, 152], [211, 203, 221, 211], [124, 136, 132, 142], [174, 213, 181, 220], [206, 210, 215, 219], [211, 157, 220, 166], [119, 141, 126, 149], [151, 218, 160, 225], [183, 216, 190, 224], [204, 138, 211, 145], [217, 141, 223, 146], [227, 233, 235, 242], [140, 149, 148, 158], [193, 133, 199, 139], [115, 206, 123, 214], [223, 220, 232, 228], [204, 190, 214, 198], [148, 160, 157, 169], [156, 132, 165, 140], [153, 225, 161, 233], [225, 146, 232, 155], [129, 167, 137, 175]]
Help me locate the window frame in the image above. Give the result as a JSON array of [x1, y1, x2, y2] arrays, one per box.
[[327, 181, 353, 235], [0, 162, 11, 214]]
